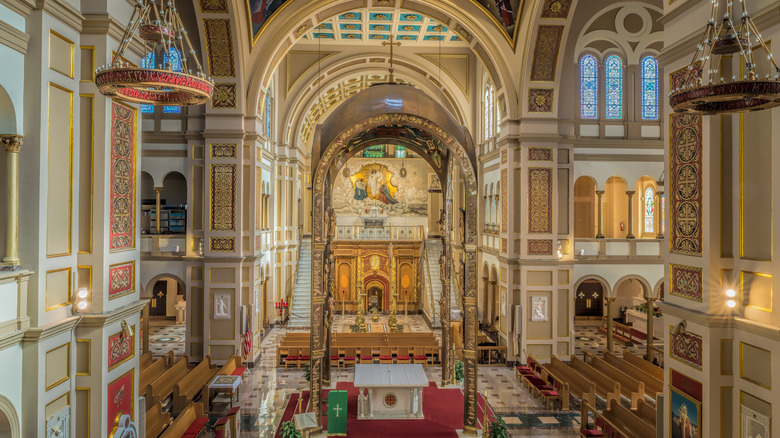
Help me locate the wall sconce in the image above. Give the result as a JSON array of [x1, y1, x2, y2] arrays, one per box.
[[72, 287, 89, 313], [725, 288, 737, 309], [121, 319, 134, 339], [670, 320, 687, 337]]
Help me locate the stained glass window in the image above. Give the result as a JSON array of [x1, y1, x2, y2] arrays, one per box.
[[363, 145, 386, 158], [484, 85, 495, 140], [264, 92, 272, 138], [580, 55, 598, 119], [395, 146, 406, 158], [644, 186, 655, 233], [605, 55, 623, 119], [141, 52, 155, 114], [641, 56, 659, 120], [163, 48, 182, 114]]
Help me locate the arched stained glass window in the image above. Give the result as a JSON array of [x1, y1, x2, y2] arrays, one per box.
[[163, 48, 182, 114], [484, 85, 495, 141], [264, 91, 272, 138], [644, 186, 655, 233], [605, 55, 623, 119], [395, 146, 406, 158], [141, 52, 156, 114], [363, 145, 386, 158], [641, 56, 659, 120], [580, 55, 598, 119]]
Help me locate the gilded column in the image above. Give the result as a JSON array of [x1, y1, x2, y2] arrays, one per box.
[[655, 190, 664, 239], [462, 192, 479, 435], [605, 297, 616, 353], [1, 135, 22, 269], [595, 190, 605, 239], [154, 186, 163, 234], [625, 191, 636, 239], [644, 296, 656, 363], [440, 240, 451, 386]]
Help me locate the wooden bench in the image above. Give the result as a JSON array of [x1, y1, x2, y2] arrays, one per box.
[[623, 351, 663, 381], [633, 399, 657, 429], [580, 400, 631, 438], [547, 356, 596, 409], [568, 355, 620, 406], [140, 351, 154, 370], [146, 356, 190, 408], [145, 402, 171, 438], [159, 402, 208, 438], [583, 352, 644, 409], [218, 355, 246, 376], [172, 356, 219, 415], [603, 399, 655, 438], [603, 351, 663, 399], [537, 368, 569, 410], [141, 357, 170, 397]]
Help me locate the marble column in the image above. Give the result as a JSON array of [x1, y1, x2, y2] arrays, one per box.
[[655, 190, 664, 239], [605, 297, 616, 353], [595, 190, 605, 239], [154, 186, 163, 234], [644, 296, 656, 363], [625, 191, 636, 239], [1, 135, 22, 269]]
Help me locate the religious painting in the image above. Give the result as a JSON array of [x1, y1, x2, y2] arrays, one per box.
[[741, 405, 770, 438], [108, 326, 135, 371], [670, 385, 701, 438], [107, 369, 134, 438], [332, 159, 428, 217], [248, 0, 289, 38], [531, 296, 548, 322], [474, 0, 522, 40]]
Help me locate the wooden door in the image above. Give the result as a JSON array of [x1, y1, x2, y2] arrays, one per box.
[[575, 280, 603, 319], [150, 280, 167, 316]]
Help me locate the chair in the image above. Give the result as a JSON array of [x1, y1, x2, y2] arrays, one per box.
[[284, 348, 300, 370], [359, 348, 374, 364], [413, 347, 428, 367], [396, 347, 412, 364], [379, 347, 393, 364], [298, 348, 311, 370], [426, 347, 438, 366], [539, 373, 562, 410], [342, 348, 356, 368], [330, 351, 341, 370]]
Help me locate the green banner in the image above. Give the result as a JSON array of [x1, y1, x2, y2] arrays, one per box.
[[327, 390, 348, 436]]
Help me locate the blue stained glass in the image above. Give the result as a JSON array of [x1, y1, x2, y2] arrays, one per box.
[[580, 55, 598, 119], [162, 48, 183, 114], [363, 145, 386, 158], [641, 57, 659, 120], [484, 85, 494, 140], [644, 186, 655, 233], [395, 146, 406, 158], [265, 93, 272, 137], [605, 55, 623, 119], [141, 52, 155, 114]]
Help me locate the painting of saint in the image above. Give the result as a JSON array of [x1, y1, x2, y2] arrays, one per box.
[[474, 0, 522, 36], [354, 178, 368, 201], [249, 0, 288, 36], [671, 387, 700, 438], [368, 169, 398, 205]]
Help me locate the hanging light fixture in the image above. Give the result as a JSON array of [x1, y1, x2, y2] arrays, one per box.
[[669, 0, 780, 114], [95, 0, 213, 106]]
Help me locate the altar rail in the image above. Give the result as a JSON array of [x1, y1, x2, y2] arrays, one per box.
[[335, 225, 424, 241]]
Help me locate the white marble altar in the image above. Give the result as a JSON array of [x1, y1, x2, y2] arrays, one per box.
[[354, 364, 428, 420]]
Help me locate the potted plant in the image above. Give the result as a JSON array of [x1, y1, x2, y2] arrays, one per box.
[[303, 362, 311, 382], [455, 360, 465, 383], [280, 420, 301, 438], [488, 416, 508, 438], [633, 302, 663, 317]]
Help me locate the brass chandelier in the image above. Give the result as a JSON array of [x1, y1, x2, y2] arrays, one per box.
[[669, 0, 780, 114], [95, 0, 213, 106]]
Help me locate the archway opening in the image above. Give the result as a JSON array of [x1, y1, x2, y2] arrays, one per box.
[[145, 275, 187, 357], [575, 279, 605, 320], [574, 176, 596, 238]]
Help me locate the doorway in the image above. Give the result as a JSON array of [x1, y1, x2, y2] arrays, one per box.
[[367, 285, 384, 311], [575, 279, 604, 320]]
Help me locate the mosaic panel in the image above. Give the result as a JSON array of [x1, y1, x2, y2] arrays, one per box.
[[108, 327, 134, 370], [210, 143, 238, 158], [109, 102, 136, 252], [211, 83, 237, 109], [501, 168, 507, 232], [528, 147, 553, 162], [108, 261, 135, 300], [199, 0, 228, 13], [203, 18, 235, 77], [528, 239, 553, 255], [670, 112, 703, 256], [669, 264, 703, 302], [541, 0, 572, 19], [671, 329, 703, 369], [528, 168, 553, 234], [210, 237, 236, 252], [530, 25, 563, 82], [528, 88, 554, 113], [210, 164, 236, 231]]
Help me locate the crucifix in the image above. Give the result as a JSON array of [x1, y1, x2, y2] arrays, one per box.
[[382, 34, 402, 82]]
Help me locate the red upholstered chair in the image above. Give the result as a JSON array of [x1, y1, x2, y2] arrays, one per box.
[[359, 348, 374, 364], [331, 351, 341, 370], [342, 348, 356, 368], [181, 417, 208, 438], [580, 430, 604, 437], [539, 372, 562, 409], [298, 348, 311, 370], [284, 348, 300, 370], [396, 348, 412, 364], [413, 347, 428, 368], [379, 347, 393, 364]]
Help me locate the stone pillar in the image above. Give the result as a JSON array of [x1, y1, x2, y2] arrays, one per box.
[[1, 135, 22, 269], [154, 186, 163, 234], [655, 190, 664, 239], [595, 190, 605, 239], [626, 191, 636, 239], [489, 280, 498, 330], [481, 277, 489, 325], [644, 297, 656, 363], [605, 297, 616, 353]]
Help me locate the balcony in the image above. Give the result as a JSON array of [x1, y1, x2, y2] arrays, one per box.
[[0, 270, 31, 339], [335, 225, 424, 241], [574, 238, 662, 260]]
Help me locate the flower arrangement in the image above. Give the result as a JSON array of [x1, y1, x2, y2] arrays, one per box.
[[634, 302, 663, 317]]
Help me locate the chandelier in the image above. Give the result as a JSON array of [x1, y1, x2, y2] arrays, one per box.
[[95, 0, 213, 106], [669, 0, 780, 114]]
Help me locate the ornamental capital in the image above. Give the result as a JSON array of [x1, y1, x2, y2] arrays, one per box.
[[1, 135, 22, 153]]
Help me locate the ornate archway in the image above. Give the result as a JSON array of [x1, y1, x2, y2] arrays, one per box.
[[309, 83, 480, 433]]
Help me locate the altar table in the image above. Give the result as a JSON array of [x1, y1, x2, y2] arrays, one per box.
[[354, 364, 428, 420]]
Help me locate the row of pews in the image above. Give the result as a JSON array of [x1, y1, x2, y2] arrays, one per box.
[[277, 332, 441, 368], [516, 351, 662, 437], [140, 351, 246, 438]]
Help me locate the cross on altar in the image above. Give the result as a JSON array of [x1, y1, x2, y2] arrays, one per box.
[[381, 34, 402, 81], [333, 404, 343, 418]]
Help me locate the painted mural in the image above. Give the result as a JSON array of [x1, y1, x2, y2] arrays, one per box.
[[249, 0, 289, 37], [333, 158, 429, 217], [475, 0, 522, 37]]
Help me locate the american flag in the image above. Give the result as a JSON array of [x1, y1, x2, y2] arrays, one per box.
[[243, 317, 252, 359]]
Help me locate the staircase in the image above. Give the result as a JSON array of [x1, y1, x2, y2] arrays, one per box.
[[425, 239, 442, 327], [289, 238, 312, 328]]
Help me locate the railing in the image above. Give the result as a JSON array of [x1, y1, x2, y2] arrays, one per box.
[[283, 225, 304, 323], [420, 240, 437, 325], [0, 270, 31, 338], [483, 224, 500, 234], [574, 238, 662, 259], [335, 225, 424, 241]]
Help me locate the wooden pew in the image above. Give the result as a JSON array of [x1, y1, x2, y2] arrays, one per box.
[[583, 351, 644, 409], [145, 402, 171, 438], [568, 355, 620, 406], [580, 400, 631, 438], [218, 355, 246, 376], [623, 351, 663, 381], [172, 356, 219, 415], [633, 399, 657, 429], [146, 356, 190, 408], [140, 357, 168, 397], [603, 351, 663, 399], [547, 356, 596, 409], [603, 399, 656, 438], [538, 368, 569, 410], [140, 351, 154, 370], [158, 402, 208, 438]]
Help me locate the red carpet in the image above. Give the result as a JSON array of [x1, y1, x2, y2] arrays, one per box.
[[275, 382, 495, 437]]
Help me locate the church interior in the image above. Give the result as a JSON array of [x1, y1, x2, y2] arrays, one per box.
[[0, 0, 778, 436]]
